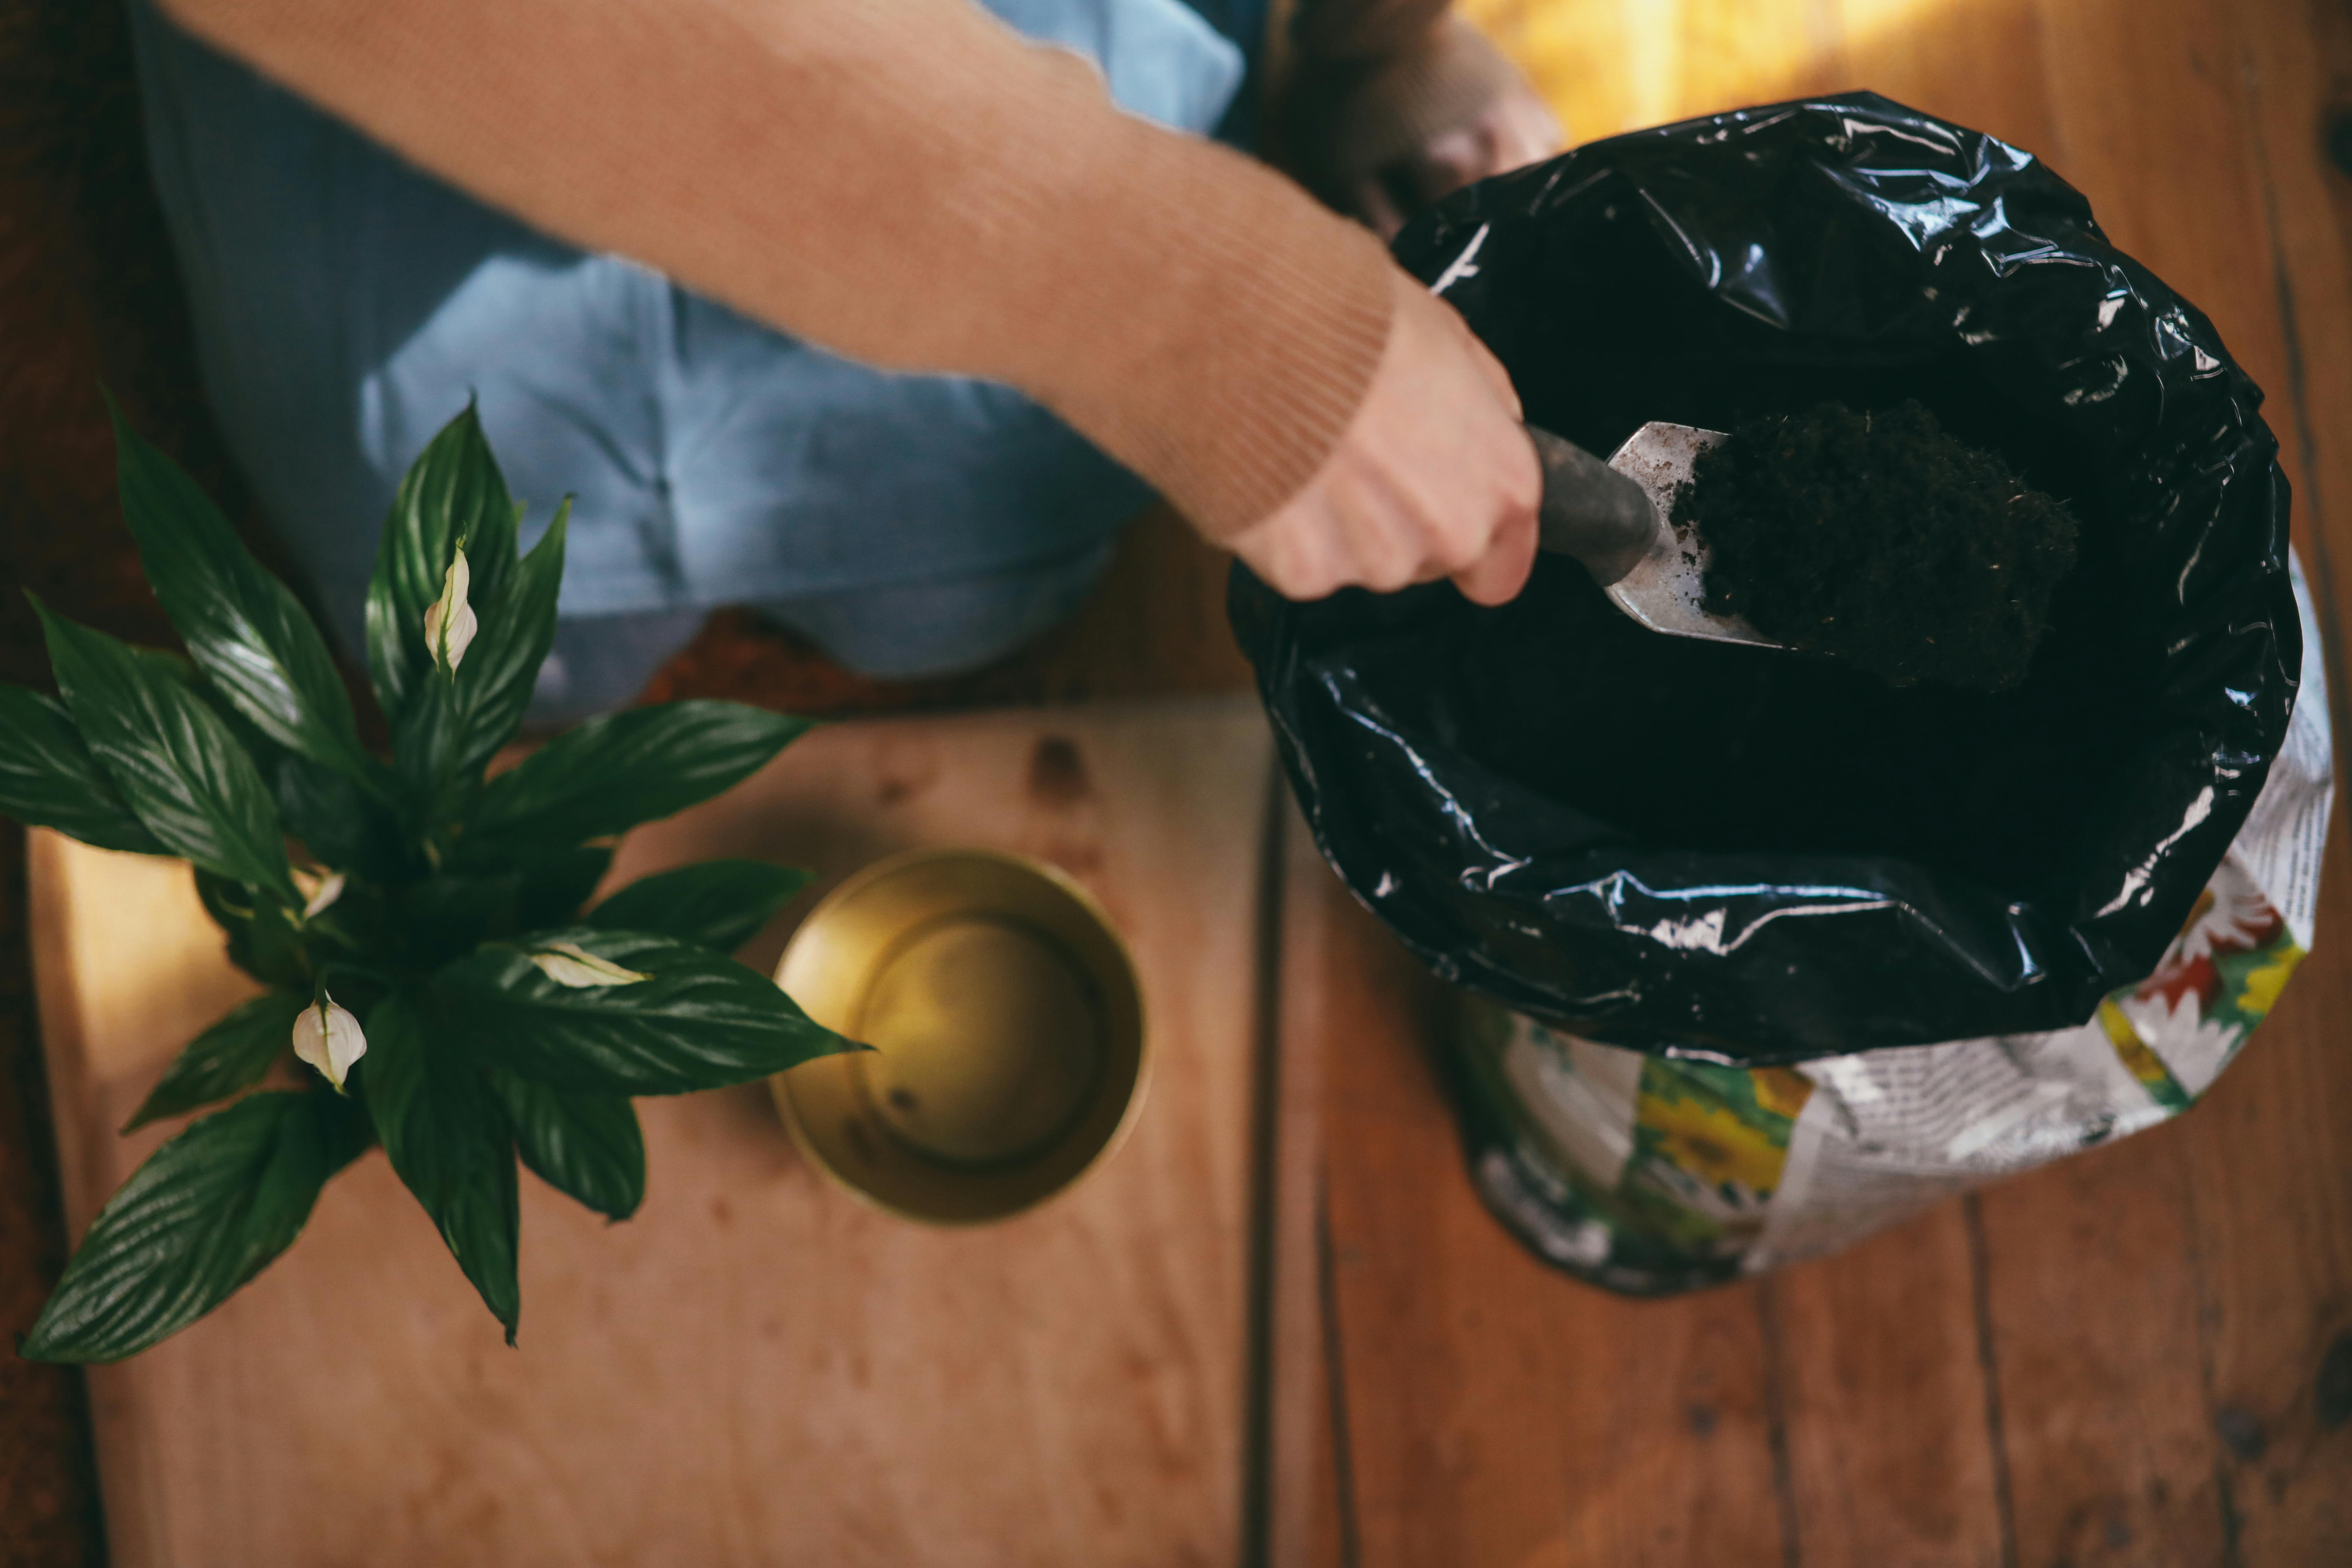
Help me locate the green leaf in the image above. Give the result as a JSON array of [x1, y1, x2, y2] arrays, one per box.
[[0, 684, 167, 853], [587, 860, 812, 953], [124, 990, 308, 1131], [176, 668, 408, 884], [362, 990, 520, 1341], [34, 598, 294, 899], [436, 926, 854, 1096], [393, 503, 568, 825], [21, 1088, 369, 1363], [490, 1070, 644, 1220], [464, 702, 812, 858], [363, 405, 522, 722], [195, 871, 312, 990], [106, 400, 382, 792]]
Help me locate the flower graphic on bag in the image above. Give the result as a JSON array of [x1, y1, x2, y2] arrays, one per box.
[[1634, 1089, 1789, 1198]]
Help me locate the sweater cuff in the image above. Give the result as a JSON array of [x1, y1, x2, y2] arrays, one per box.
[[1023, 131, 1399, 542]]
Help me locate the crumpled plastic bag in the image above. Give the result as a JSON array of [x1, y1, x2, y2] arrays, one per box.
[[1233, 91, 2305, 1064], [1444, 556, 2329, 1293]]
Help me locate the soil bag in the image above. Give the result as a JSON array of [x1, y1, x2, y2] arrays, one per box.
[[1233, 94, 2331, 1289]]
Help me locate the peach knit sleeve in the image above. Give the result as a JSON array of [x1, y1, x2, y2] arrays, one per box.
[[154, 0, 1401, 539]]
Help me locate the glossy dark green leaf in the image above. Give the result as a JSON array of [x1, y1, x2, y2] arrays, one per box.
[[393, 505, 568, 825], [107, 401, 381, 791], [124, 990, 307, 1131], [490, 1070, 644, 1220], [437, 926, 854, 1096], [586, 860, 812, 953], [35, 598, 293, 898], [362, 990, 520, 1341], [195, 871, 312, 990], [0, 684, 166, 853], [464, 702, 812, 857], [363, 405, 522, 721], [21, 1088, 369, 1363]]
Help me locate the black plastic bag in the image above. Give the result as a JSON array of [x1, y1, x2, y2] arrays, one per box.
[[1234, 92, 2301, 1063]]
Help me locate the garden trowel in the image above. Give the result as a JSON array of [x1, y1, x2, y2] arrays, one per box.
[[1527, 422, 1782, 649]]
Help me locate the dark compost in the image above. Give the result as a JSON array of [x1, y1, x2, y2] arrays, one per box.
[[1679, 399, 2080, 692]]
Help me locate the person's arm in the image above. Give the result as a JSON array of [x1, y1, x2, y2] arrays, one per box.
[[159, 0, 1537, 602]]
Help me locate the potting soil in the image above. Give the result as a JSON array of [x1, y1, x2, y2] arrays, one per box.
[[1675, 400, 2079, 692]]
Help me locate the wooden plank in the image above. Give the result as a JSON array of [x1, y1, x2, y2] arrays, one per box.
[[1765, 1206, 2009, 1568], [2235, 0, 2352, 738], [1834, 0, 2066, 159], [33, 700, 1274, 1568], [2008, 4, 2352, 1564], [1260, 804, 1336, 1561], [1298, 854, 1787, 1568], [2198, 2, 2352, 1555], [1974, 1136, 2230, 1567], [0, 827, 103, 1568], [1264, 799, 1335, 1568], [2169, 829, 2352, 1562]]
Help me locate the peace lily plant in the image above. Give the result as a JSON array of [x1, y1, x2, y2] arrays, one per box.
[[1, 404, 854, 1361]]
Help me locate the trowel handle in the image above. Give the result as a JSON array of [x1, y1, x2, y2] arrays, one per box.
[[1528, 426, 1660, 588]]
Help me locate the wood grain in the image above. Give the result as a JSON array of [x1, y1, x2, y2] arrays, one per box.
[[1294, 855, 1788, 1568], [1972, 1130, 2230, 1568], [32, 701, 1275, 1568], [1265, 800, 1333, 1568], [1765, 1209, 2008, 1568], [2170, 818, 2352, 1560]]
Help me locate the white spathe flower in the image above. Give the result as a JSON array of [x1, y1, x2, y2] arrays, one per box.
[[424, 548, 478, 674], [528, 941, 653, 989], [291, 867, 346, 920], [291, 993, 367, 1090]]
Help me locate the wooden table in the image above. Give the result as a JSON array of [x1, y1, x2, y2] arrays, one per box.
[[31, 702, 1291, 1568]]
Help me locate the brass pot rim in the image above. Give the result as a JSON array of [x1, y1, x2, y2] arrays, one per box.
[[769, 845, 1149, 1225]]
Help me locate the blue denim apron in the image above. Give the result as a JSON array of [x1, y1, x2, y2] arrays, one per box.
[[125, 0, 1265, 714]]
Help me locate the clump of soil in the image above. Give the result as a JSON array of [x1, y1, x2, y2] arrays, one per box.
[[1673, 400, 2079, 691]]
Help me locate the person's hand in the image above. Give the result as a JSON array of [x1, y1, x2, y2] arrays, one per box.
[[1225, 271, 1539, 605], [1281, 18, 1565, 241], [1349, 76, 1562, 240]]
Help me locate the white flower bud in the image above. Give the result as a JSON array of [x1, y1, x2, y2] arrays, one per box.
[[291, 994, 367, 1090], [528, 941, 653, 988], [424, 548, 478, 674], [292, 868, 346, 920]]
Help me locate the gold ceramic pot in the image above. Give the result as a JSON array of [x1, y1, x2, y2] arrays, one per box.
[[770, 846, 1147, 1223]]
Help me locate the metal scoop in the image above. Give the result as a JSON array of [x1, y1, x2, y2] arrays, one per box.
[[1527, 422, 1779, 648]]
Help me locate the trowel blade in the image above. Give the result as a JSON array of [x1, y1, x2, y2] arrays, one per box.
[[1602, 422, 1781, 649]]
